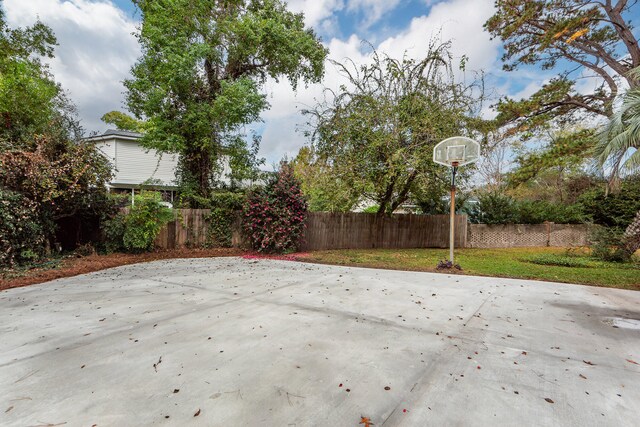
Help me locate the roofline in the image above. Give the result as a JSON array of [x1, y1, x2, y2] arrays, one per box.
[[83, 134, 142, 143]]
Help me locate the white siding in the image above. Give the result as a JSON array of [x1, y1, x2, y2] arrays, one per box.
[[113, 140, 178, 187], [95, 140, 116, 164]]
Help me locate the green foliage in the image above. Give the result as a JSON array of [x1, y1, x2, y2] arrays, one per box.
[[100, 110, 145, 132], [486, 0, 639, 135], [0, 136, 114, 226], [508, 128, 595, 188], [0, 10, 81, 148], [516, 200, 585, 224], [579, 177, 640, 228], [415, 188, 470, 215], [205, 191, 245, 248], [468, 192, 518, 224], [102, 212, 127, 253], [292, 146, 359, 212], [125, 0, 327, 205], [469, 191, 585, 224], [525, 253, 595, 268], [304, 42, 485, 215], [362, 205, 380, 214], [590, 227, 634, 263], [121, 192, 175, 252], [242, 163, 307, 253], [595, 67, 640, 180], [0, 189, 45, 267]]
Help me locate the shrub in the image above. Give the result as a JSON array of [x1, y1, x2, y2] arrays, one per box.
[[516, 200, 585, 224], [122, 192, 175, 252], [469, 191, 585, 224], [525, 254, 594, 268], [579, 177, 640, 228], [0, 189, 45, 267], [589, 227, 633, 263], [468, 192, 518, 224], [101, 192, 174, 253], [102, 212, 127, 253], [242, 163, 307, 253], [205, 191, 245, 248]]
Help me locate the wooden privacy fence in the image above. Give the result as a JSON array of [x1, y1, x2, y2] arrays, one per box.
[[151, 211, 590, 250], [299, 212, 468, 251], [152, 210, 468, 250], [155, 209, 211, 249]]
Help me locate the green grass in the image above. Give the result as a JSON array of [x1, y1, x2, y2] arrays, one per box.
[[300, 247, 640, 290]]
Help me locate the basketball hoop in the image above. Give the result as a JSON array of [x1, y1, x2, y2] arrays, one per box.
[[433, 137, 481, 264]]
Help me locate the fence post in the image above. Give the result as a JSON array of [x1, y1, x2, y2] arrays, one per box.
[[545, 222, 553, 247]]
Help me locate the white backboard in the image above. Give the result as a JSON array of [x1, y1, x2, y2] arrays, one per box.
[[433, 136, 480, 167]]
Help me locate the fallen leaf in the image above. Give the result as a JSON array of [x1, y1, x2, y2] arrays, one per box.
[[359, 416, 373, 427], [5, 406, 13, 413], [583, 360, 595, 366], [173, 389, 180, 393], [153, 356, 162, 372], [625, 359, 639, 365], [384, 386, 391, 391], [579, 374, 587, 379], [544, 398, 554, 404], [194, 409, 201, 417]]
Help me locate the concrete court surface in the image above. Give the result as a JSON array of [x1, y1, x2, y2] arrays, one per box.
[[1, 258, 639, 426]]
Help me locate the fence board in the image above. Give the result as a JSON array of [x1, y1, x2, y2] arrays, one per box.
[[154, 209, 211, 248], [298, 212, 467, 251]]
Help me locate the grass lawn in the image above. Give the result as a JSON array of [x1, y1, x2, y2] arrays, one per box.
[[299, 247, 640, 290]]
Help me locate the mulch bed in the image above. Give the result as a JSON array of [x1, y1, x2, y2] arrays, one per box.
[[0, 248, 243, 292]]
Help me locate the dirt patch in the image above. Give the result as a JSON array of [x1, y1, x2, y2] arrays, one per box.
[[0, 248, 243, 291]]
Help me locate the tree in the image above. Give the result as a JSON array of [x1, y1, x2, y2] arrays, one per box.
[[507, 127, 595, 202], [291, 146, 360, 212], [0, 8, 80, 149], [486, 0, 640, 133], [595, 66, 640, 179], [595, 66, 640, 253], [101, 110, 145, 132], [125, 0, 327, 206], [304, 42, 483, 215], [0, 8, 112, 260]]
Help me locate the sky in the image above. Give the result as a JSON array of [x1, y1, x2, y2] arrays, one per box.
[[0, 0, 609, 165]]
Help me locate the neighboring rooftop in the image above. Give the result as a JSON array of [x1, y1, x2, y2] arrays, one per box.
[[102, 129, 143, 138], [82, 129, 143, 141]]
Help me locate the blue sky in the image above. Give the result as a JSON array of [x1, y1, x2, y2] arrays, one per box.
[[4, 0, 636, 166]]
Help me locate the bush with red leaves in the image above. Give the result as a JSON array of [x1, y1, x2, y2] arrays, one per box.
[[242, 163, 307, 253]]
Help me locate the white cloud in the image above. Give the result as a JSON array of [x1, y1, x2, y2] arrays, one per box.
[[3, 0, 507, 165], [3, 0, 140, 134], [378, 0, 498, 71], [285, 0, 344, 29], [346, 0, 402, 30], [258, 0, 501, 163]]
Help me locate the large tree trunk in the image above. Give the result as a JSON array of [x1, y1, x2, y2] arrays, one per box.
[[624, 210, 640, 255], [180, 146, 213, 206]]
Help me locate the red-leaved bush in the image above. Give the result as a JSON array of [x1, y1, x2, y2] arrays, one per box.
[[242, 163, 307, 253]]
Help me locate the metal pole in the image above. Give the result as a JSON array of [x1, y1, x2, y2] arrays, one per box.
[[450, 163, 458, 263]]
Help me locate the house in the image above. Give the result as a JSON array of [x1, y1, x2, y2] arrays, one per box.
[[83, 129, 179, 204]]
